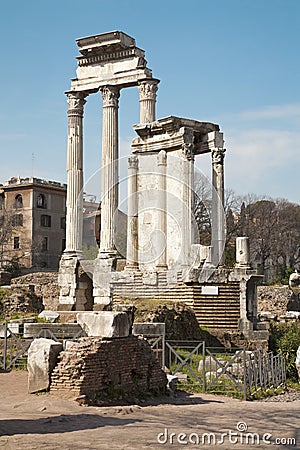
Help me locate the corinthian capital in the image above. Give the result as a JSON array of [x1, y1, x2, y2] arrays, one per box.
[[101, 86, 120, 108], [138, 79, 159, 101], [212, 148, 226, 165], [67, 92, 87, 115], [128, 154, 138, 170]]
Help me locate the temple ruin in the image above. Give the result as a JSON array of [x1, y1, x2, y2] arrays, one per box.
[[58, 31, 267, 339]]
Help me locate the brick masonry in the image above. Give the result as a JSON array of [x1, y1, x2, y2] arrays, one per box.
[[50, 335, 167, 404]]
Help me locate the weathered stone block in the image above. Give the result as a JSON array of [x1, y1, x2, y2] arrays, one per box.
[[28, 338, 62, 393], [38, 310, 60, 323], [77, 311, 130, 337]]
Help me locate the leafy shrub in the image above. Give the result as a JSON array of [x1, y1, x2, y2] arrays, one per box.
[[269, 322, 300, 381]]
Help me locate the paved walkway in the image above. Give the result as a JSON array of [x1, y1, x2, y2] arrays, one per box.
[[0, 371, 299, 449]]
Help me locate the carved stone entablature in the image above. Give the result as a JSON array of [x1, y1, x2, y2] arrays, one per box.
[[78, 48, 146, 67], [128, 154, 138, 170], [101, 86, 120, 108], [207, 131, 224, 150], [138, 79, 159, 101], [157, 150, 167, 166], [67, 92, 87, 116]]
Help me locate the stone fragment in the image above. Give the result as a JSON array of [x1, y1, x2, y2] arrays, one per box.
[[28, 338, 62, 393], [76, 311, 130, 337], [38, 310, 60, 323], [198, 356, 227, 372], [285, 311, 300, 319]]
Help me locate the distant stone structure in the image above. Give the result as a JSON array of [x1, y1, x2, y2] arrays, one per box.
[[58, 31, 266, 339], [289, 270, 300, 297]]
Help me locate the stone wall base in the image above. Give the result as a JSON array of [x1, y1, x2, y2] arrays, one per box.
[[50, 336, 167, 404]]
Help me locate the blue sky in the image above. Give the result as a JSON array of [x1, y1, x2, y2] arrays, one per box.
[[0, 0, 299, 204]]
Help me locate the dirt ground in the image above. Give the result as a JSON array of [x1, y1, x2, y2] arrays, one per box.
[[0, 371, 299, 450]]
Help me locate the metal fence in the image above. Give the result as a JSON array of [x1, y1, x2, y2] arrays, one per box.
[[0, 324, 86, 371], [165, 340, 286, 400]]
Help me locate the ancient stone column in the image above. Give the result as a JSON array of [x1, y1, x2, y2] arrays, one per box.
[[156, 150, 167, 269], [209, 131, 226, 267], [236, 237, 251, 268], [181, 134, 194, 268], [64, 91, 87, 256], [138, 79, 159, 123], [126, 154, 139, 269], [99, 85, 120, 256]]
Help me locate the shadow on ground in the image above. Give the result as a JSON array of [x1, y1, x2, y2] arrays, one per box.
[[0, 413, 140, 436]]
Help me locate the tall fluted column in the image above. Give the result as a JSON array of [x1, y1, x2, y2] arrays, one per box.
[[126, 154, 139, 269], [99, 85, 120, 256], [138, 79, 159, 123], [181, 134, 194, 267], [65, 91, 87, 255], [156, 150, 167, 269], [208, 131, 226, 267]]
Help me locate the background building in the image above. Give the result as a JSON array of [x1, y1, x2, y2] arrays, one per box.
[[0, 177, 67, 269]]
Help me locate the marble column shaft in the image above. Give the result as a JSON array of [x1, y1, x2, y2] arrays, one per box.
[[138, 79, 159, 123], [209, 131, 226, 267], [99, 86, 120, 255], [156, 150, 167, 268], [65, 91, 87, 255], [126, 154, 139, 268]]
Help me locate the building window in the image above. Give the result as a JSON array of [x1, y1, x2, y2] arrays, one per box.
[[14, 194, 23, 209], [37, 193, 47, 209], [61, 238, 66, 252], [12, 214, 23, 227], [60, 216, 66, 229], [41, 214, 51, 227], [13, 236, 20, 249], [42, 237, 48, 251]]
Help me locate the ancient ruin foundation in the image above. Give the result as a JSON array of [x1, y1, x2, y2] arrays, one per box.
[[50, 336, 167, 404], [58, 31, 267, 340]]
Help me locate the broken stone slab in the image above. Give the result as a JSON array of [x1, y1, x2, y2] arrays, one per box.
[[198, 356, 227, 372], [259, 311, 277, 321], [285, 311, 300, 319], [28, 338, 62, 393], [76, 311, 130, 337], [38, 310, 60, 323]]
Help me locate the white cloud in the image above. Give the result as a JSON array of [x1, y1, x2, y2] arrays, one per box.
[[238, 103, 300, 121], [224, 128, 300, 201]]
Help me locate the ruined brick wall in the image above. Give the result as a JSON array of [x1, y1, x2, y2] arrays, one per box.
[[257, 285, 299, 316], [12, 272, 59, 310], [50, 336, 167, 404]]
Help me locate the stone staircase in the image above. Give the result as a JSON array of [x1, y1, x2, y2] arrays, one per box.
[[112, 271, 241, 330]]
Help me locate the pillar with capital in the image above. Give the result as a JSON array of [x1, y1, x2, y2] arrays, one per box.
[[156, 150, 167, 269], [138, 79, 159, 123], [64, 91, 87, 256], [99, 85, 120, 256], [126, 154, 139, 269], [208, 131, 226, 267]]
